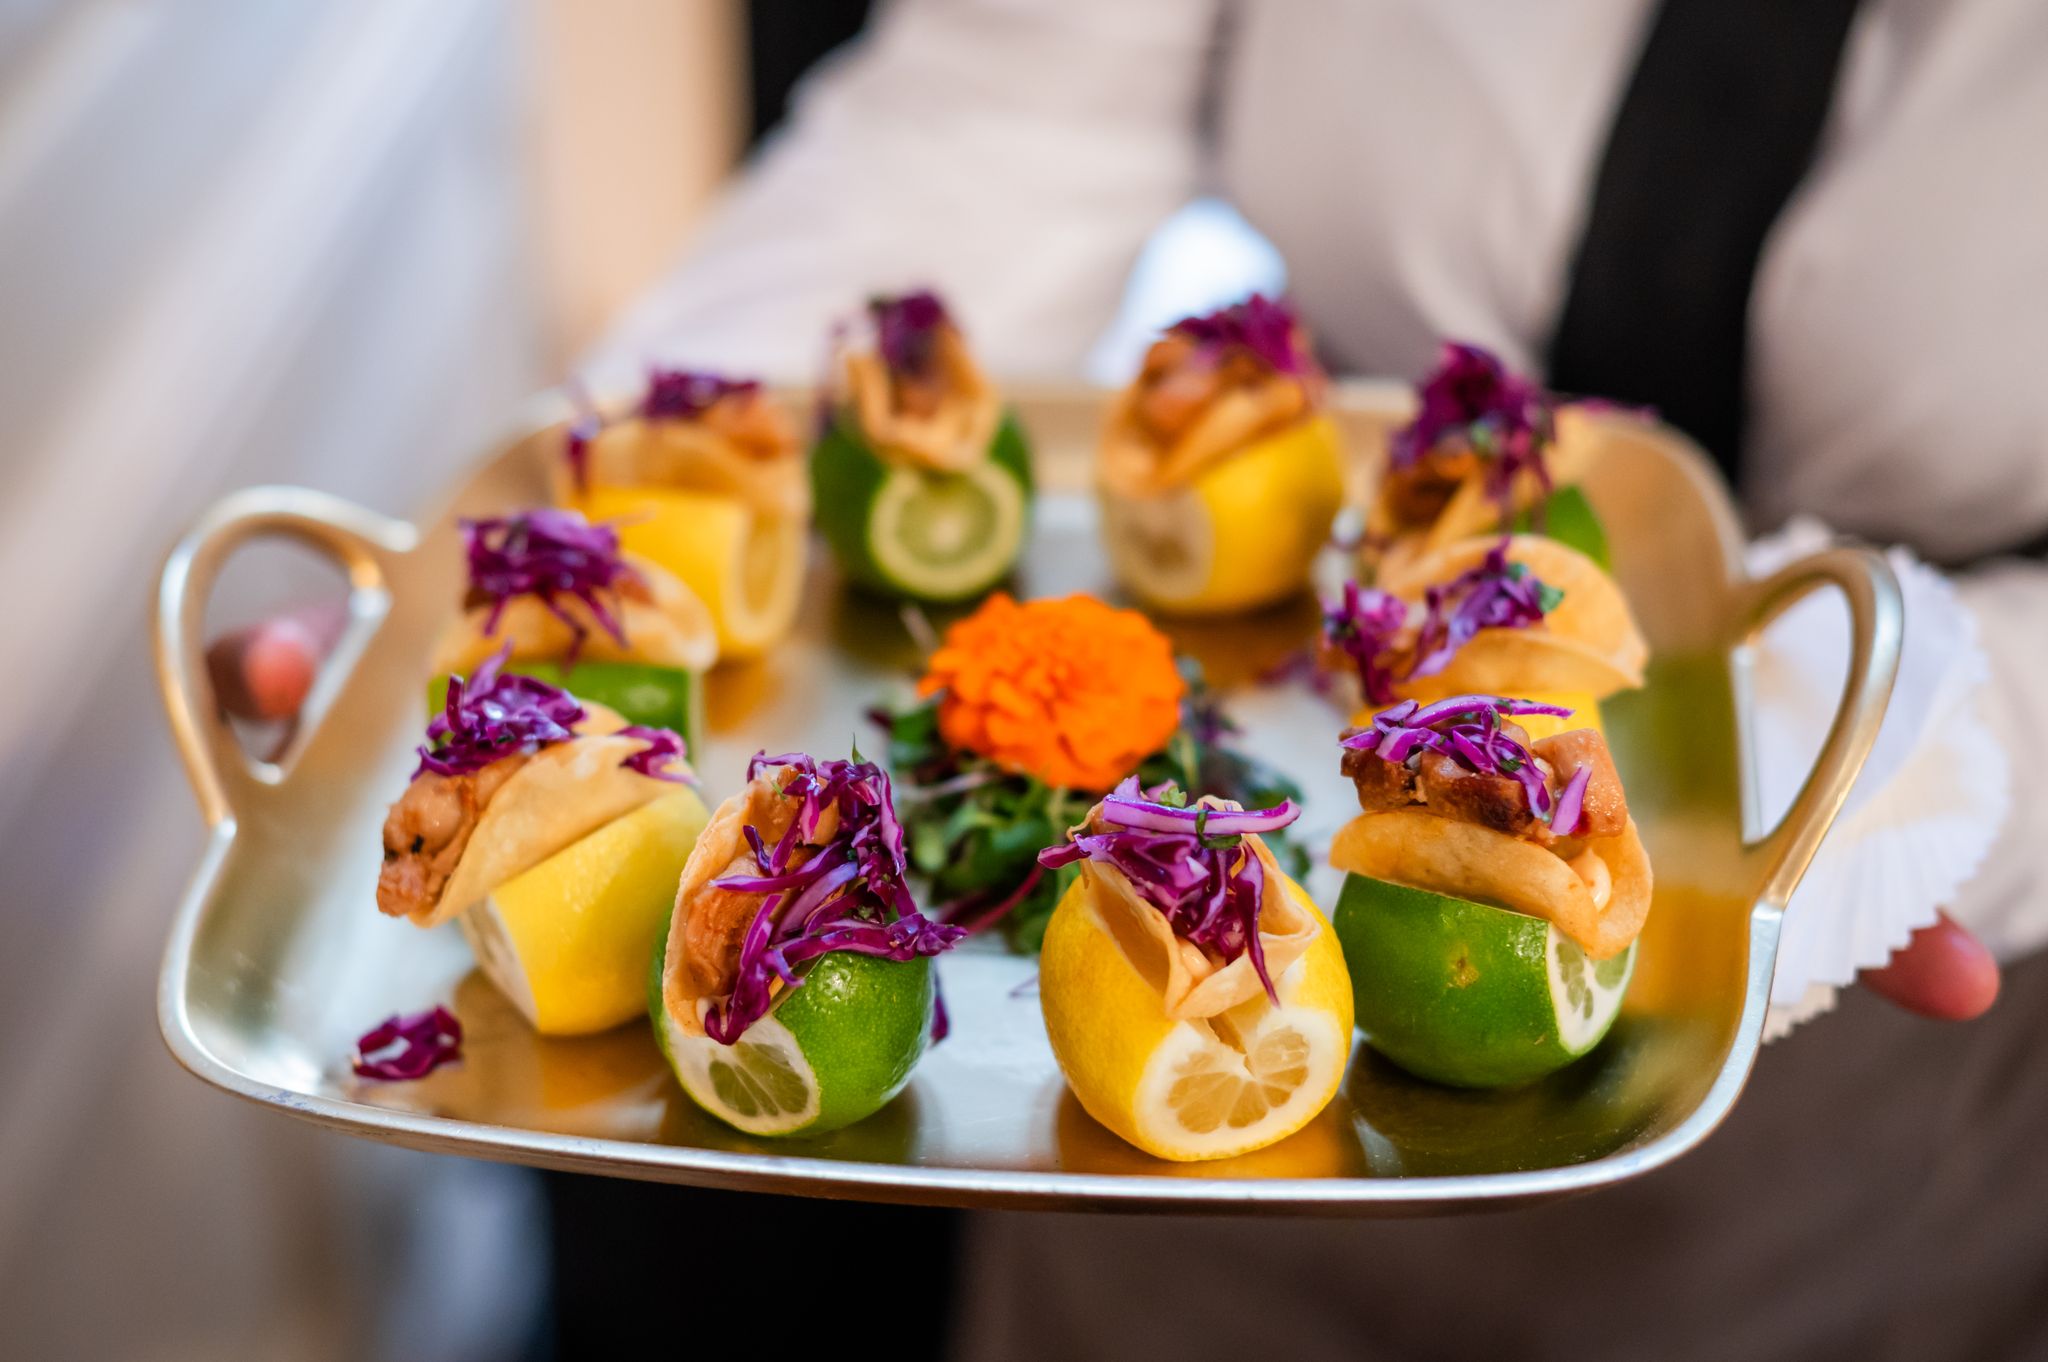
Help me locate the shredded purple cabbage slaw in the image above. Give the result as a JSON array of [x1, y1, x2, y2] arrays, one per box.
[[703, 752, 966, 1045], [1322, 581, 1410, 706], [1167, 292, 1313, 376], [1341, 695, 1590, 834], [869, 290, 951, 377], [642, 369, 761, 421], [416, 649, 586, 778], [1409, 539, 1561, 679], [462, 509, 639, 663], [1037, 779, 1301, 1002], [616, 726, 695, 785], [414, 648, 690, 784], [352, 1006, 462, 1081], [1390, 342, 1557, 509]]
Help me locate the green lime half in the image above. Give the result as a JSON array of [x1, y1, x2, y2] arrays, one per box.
[[429, 659, 702, 758], [646, 913, 936, 1137], [1511, 484, 1611, 571], [1333, 873, 1636, 1088], [811, 409, 1033, 602]]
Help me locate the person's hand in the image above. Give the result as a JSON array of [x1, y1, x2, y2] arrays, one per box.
[[1860, 910, 2000, 1021], [204, 607, 2004, 1023], [204, 603, 347, 723]]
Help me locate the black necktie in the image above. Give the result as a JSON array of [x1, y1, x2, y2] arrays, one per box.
[[1547, 0, 1865, 490]]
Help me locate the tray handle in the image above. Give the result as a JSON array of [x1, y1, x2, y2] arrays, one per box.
[[1736, 546, 1903, 911], [155, 487, 418, 827]]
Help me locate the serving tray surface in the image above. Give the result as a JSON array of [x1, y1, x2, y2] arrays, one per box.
[[154, 384, 1898, 1214]]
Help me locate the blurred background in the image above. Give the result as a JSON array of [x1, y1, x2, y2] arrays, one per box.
[[0, 4, 1262, 1359], [0, 5, 812, 1359]]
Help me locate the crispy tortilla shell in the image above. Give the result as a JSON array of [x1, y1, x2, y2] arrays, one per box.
[[659, 766, 813, 1038], [413, 704, 671, 929], [1381, 533, 1648, 700], [1078, 833, 1317, 1021], [429, 552, 718, 676], [553, 414, 809, 520], [1097, 374, 1313, 499], [845, 329, 1001, 474], [1328, 809, 1651, 959]]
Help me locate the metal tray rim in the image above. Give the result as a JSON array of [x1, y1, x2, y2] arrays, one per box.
[[153, 383, 1894, 1214], [158, 824, 1782, 1211]]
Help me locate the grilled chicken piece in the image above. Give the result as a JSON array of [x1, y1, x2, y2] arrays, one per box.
[[1530, 729, 1628, 841], [1132, 337, 1299, 446], [376, 755, 529, 919], [677, 766, 841, 1002], [1135, 337, 1221, 441], [701, 387, 797, 460], [1343, 723, 1629, 847], [681, 853, 775, 1001], [1381, 443, 1483, 527], [892, 370, 949, 420]]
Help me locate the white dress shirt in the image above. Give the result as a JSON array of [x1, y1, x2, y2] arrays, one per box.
[[595, 0, 2048, 961]]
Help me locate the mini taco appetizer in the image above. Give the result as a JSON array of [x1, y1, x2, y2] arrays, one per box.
[[876, 591, 1306, 951], [1322, 534, 1647, 723], [1098, 294, 1344, 615], [1035, 780, 1353, 1161], [377, 650, 708, 1036], [428, 509, 717, 754], [1369, 342, 1608, 579], [653, 751, 966, 1137], [1328, 695, 1653, 1088], [810, 289, 1034, 602], [556, 368, 808, 659]]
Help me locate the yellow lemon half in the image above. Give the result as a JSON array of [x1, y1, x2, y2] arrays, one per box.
[[575, 485, 806, 660], [1102, 415, 1344, 617], [460, 789, 710, 1036], [1038, 871, 1355, 1162]]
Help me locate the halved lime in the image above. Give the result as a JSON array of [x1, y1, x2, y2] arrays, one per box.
[[1512, 485, 1611, 571], [430, 660, 702, 759], [811, 410, 1033, 602], [647, 915, 937, 1137], [1333, 873, 1635, 1088]]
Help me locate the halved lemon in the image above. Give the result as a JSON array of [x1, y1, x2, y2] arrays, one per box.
[[573, 485, 805, 660], [459, 788, 710, 1036], [1037, 871, 1354, 1162], [1102, 415, 1344, 616]]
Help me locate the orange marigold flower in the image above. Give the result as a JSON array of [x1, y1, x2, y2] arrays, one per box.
[[919, 593, 1185, 792]]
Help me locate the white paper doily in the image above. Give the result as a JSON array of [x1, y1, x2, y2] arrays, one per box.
[[1747, 519, 2009, 1040]]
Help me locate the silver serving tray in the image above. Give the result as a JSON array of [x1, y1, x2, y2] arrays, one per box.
[[154, 383, 1899, 1215]]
